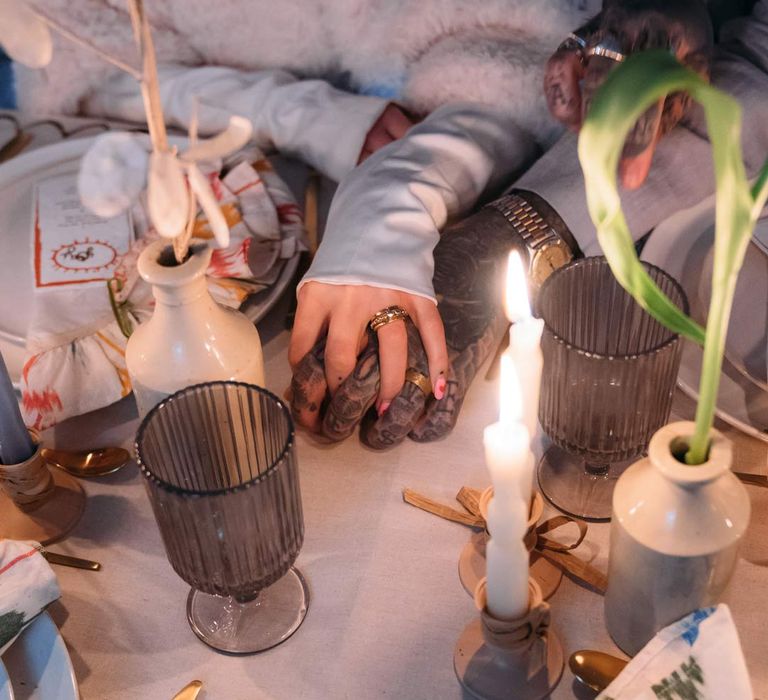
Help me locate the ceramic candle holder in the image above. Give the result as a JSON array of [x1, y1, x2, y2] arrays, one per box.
[[458, 488, 563, 599], [0, 430, 85, 545], [454, 577, 563, 700]]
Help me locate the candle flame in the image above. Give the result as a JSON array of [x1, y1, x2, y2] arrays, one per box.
[[505, 251, 532, 323], [499, 353, 523, 425]]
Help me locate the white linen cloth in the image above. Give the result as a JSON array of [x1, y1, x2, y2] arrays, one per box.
[[599, 605, 753, 700], [84, 65, 541, 304], [0, 539, 59, 656], [27, 340, 768, 700], [21, 148, 305, 429], [86, 66, 388, 185], [302, 103, 537, 302]]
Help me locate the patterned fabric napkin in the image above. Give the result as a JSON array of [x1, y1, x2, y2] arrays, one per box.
[[20, 147, 305, 429], [0, 539, 60, 656], [599, 605, 752, 700]]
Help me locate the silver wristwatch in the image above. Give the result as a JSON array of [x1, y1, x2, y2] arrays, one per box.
[[487, 189, 580, 288]]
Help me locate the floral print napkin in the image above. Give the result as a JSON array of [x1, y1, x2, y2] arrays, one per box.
[[599, 605, 752, 700], [20, 147, 305, 429], [0, 539, 59, 656]]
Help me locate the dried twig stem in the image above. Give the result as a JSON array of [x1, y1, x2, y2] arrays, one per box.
[[28, 4, 142, 80], [127, 0, 168, 152]]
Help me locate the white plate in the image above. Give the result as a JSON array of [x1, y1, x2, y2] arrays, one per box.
[[0, 137, 300, 385], [642, 193, 768, 443], [0, 658, 14, 700], [2, 612, 78, 700]]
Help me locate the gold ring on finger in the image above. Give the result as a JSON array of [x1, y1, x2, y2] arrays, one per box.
[[369, 305, 409, 332], [404, 368, 432, 396]]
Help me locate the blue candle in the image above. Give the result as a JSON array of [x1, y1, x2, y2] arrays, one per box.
[[0, 351, 35, 464]]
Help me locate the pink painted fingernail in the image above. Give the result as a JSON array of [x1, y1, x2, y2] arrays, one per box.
[[377, 400, 391, 417], [434, 377, 446, 400]]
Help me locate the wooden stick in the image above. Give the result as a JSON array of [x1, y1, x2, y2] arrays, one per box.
[[402, 488, 484, 528], [29, 4, 141, 80]]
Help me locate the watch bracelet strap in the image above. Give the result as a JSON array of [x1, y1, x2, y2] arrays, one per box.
[[486, 189, 582, 261]]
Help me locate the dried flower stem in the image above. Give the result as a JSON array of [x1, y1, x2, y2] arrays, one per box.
[[127, 0, 168, 153], [28, 4, 142, 80], [128, 0, 192, 263]]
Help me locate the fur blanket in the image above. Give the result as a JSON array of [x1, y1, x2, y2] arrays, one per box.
[[17, 0, 600, 145]]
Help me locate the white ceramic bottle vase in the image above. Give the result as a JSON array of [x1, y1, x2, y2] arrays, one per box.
[[604, 421, 750, 656], [126, 239, 265, 417]]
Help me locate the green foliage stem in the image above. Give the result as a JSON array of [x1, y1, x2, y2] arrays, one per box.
[[578, 50, 768, 465]]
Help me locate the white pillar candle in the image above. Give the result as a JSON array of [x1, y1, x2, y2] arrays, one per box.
[[493, 357, 535, 501], [482, 360, 532, 620], [484, 489, 530, 620], [504, 251, 544, 443]]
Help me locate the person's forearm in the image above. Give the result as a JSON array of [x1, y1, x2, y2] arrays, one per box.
[[301, 103, 538, 302], [84, 65, 388, 182]]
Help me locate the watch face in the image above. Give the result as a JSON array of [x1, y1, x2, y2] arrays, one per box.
[[531, 241, 573, 287]]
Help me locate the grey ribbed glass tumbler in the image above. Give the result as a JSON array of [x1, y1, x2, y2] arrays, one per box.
[[537, 257, 687, 521], [135, 381, 307, 654]]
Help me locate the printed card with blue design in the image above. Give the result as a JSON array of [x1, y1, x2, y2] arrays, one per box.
[[33, 173, 133, 289]]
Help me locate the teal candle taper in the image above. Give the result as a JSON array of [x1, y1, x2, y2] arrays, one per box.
[[0, 351, 34, 464]]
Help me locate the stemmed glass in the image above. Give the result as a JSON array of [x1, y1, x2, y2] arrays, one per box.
[[135, 381, 308, 654], [536, 257, 688, 521]]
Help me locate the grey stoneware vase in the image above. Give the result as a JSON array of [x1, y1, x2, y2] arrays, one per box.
[[604, 421, 750, 656]]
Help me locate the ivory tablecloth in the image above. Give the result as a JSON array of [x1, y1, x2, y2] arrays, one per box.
[[40, 310, 768, 700]]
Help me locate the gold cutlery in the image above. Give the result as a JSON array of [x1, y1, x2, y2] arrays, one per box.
[[40, 550, 101, 571], [569, 649, 628, 693], [172, 680, 203, 700], [41, 446, 131, 478]]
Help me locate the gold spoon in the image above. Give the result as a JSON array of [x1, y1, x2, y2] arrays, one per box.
[[569, 650, 628, 693], [42, 446, 131, 478], [172, 680, 203, 700]]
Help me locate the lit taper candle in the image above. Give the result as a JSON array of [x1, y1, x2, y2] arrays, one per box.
[[483, 363, 532, 620], [504, 251, 544, 447]]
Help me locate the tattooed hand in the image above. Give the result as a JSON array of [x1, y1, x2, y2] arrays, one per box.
[[544, 0, 713, 189], [405, 206, 513, 443], [290, 204, 521, 448]]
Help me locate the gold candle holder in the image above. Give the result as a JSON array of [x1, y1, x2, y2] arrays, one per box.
[[0, 430, 85, 545], [458, 487, 563, 599], [454, 577, 563, 700]]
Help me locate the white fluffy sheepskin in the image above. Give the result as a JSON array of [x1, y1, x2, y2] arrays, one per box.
[[17, 0, 600, 144]]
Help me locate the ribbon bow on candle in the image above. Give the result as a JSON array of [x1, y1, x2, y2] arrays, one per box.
[[401, 486, 607, 594], [474, 578, 551, 676]]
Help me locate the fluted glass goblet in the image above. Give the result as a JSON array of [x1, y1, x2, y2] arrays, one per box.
[[135, 381, 307, 654], [537, 257, 687, 521]]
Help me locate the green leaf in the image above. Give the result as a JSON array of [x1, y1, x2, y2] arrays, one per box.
[[578, 50, 762, 464]]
